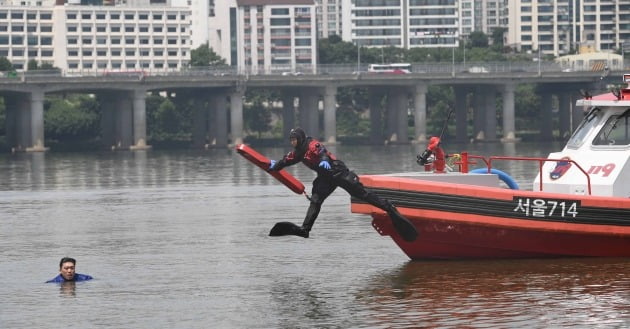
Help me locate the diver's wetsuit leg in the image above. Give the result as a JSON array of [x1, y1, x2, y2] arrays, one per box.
[[297, 176, 336, 238]]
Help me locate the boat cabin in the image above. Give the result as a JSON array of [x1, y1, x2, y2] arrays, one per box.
[[534, 75, 630, 197]]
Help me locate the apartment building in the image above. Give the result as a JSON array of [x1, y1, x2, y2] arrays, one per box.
[[341, 0, 459, 48], [459, 0, 507, 38], [507, 0, 630, 57], [233, 0, 317, 73], [0, 3, 191, 71], [315, 0, 342, 38]]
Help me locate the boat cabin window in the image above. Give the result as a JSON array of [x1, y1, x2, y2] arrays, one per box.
[[567, 107, 602, 148], [593, 109, 630, 146]]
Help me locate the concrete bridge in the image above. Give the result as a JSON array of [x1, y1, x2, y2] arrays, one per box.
[[0, 65, 617, 152]]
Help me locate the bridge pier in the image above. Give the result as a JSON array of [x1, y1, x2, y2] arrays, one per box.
[[369, 91, 384, 144], [230, 89, 244, 145], [3, 90, 47, 152], [412, 84, 427, 143], [484, 86, 498, 141], [323, 85, 337, 144], [454, 87, 469, 143], [501, 83, 518, 142], [473, 86, 486, 140], [282, 93, 296, 138], [298, 91, 319, 138], [213, 93, 229, 147], [99, 90, 148, 151], [192, 97, 207, 148], [130, 89, 149, 150], [540, 92, 554, 141]]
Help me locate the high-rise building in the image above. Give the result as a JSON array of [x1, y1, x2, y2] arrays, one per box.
[[315, 0, 342, 38], [507, 0, 630, 56], [0, 3, 191, 71], [341, 0, 459, 48]]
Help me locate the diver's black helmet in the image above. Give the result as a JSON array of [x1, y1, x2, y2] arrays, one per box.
[[289, 127, 306, 147]]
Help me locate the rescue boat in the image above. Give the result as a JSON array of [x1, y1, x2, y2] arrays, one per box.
[[350, 75, 630, 260]]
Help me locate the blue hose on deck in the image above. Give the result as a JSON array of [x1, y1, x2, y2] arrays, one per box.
[[470, 168, 519, 190]]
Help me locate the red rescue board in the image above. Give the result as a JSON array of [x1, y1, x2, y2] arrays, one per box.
[[235, 144, 305, 195]]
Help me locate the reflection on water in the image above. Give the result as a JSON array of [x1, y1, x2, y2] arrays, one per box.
[[359, 258, 630, 328], [59, 282, 76, 297], [1, 143, 627, 328]]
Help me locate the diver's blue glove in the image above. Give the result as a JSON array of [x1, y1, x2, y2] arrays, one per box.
[[268, 160, 277, 171], [319, 160, 331, 170]]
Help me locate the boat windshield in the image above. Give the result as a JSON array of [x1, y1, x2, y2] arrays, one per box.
[[592, 109, 630, 146], [567, 107, 602, 148]]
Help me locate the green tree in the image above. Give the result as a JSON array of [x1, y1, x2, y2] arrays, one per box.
[[0, 57, 13, 71], [27, 59, 38, 71], [469, 31, 489, 48], [44, 95, 99, 141], [244, 99, 272, 138], [190, 43, 227, 67], [318, 35, 358, 64]]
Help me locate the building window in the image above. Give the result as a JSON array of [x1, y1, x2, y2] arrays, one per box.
[[41, 50, 53, 57], [82, 13, 91, 19], [41, 26, 52, 32], [111, 26, 120, 32], [97, 50, 107, 56], [125, 14, 134, 20], [82, 26, 91, 32], [97, 26, 106, 32], [125, 26, 135, 32], [11, 36, 23, 45]]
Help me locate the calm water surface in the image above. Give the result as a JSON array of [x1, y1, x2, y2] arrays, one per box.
[[0, 143, 628, 328]]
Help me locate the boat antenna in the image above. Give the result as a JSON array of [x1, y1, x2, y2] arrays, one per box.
[[438, 109, 453, 141]]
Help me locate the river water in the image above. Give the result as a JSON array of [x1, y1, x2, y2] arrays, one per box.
[[0, 143, 628, 328]]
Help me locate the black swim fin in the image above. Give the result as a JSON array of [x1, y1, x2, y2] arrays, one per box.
[[387, 209, 418, 242], [269, 221, 309, 238]]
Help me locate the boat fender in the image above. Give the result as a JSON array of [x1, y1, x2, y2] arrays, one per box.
[[470, 168, 519, 190]]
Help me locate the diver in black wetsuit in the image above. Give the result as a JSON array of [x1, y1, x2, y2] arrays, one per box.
[[268, 127, 417, 241]]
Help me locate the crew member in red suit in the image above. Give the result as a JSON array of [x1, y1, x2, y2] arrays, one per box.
[[268, 127, 417, 241]]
